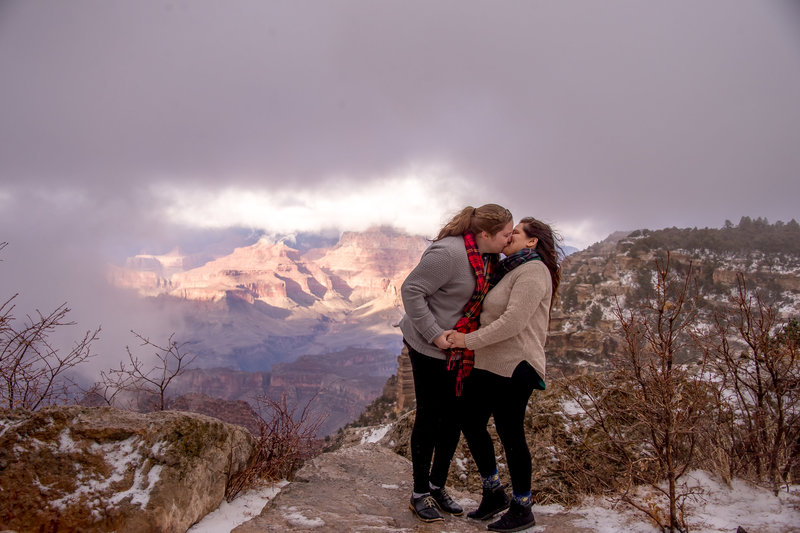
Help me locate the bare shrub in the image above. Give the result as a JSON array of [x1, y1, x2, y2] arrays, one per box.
[[225, 393, 326, 501], [94, 331, 197, 411], [697, 274, 800, 494], [1, 289, 100, 410], [561, 253, 711, 532]]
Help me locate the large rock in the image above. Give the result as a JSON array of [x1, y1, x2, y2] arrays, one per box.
[[0, 405, 255, 532], [168, 348, 398, 437]]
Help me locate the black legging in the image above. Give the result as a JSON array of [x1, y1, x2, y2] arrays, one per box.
[[408, 345, 461, 494], [460, 361, 536, 495]]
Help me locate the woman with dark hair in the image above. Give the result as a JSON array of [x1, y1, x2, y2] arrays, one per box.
[[400, 204, 513, 523], [447, 217, 561, 532]]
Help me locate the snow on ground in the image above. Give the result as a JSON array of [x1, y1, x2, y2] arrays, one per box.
[[187, 481, 287, 533], [48, 434, 162, 513], [680, 471, 800, 533], [560, 399, 585, 417], [186, 458, 799, 533], [536, 470, 800, 533], [360, 423, 392, 444], [281, 506, 326, 528]]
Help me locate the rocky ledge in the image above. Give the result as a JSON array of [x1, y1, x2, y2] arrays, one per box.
[[0, 406, 254, 533], [232, 433, 592, 533]]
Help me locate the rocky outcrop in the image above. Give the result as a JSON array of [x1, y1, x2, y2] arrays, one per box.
[[394, 346, 415, 413], [170, 368, 271, 404], [0, 406, 254, 533], [110, 227, 428, 311], [548, 233, 800, 373], [169, 392, 262, 436], [165, 348, 398, 436], [311, 227, 429, 304], [264, 349, 397, 436], [105, 227, 426, 370], [106, 264, 171, 297]]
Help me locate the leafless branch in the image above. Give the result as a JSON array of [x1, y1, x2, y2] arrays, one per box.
[[1, 293, 100, 410], [225, 392, 326, 501]]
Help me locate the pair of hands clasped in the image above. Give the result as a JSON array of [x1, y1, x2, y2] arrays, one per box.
[[434, 330, 467, 350]]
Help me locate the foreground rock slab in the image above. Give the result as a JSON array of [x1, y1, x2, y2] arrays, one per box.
[[0, 405, 254, 532], [233, 442, 592, 533]]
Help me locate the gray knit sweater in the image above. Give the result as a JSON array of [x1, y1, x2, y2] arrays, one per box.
[[464, 260, 551, 381], [399, 236, 476, 361]]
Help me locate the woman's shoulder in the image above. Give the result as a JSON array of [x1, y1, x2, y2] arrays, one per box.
[[427, 236, 466, 255], [436, 235, 465, 246], [501, 259, 549, 286]]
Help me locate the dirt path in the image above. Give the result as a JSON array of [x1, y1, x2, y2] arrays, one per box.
[[232, 442, 594, 533]]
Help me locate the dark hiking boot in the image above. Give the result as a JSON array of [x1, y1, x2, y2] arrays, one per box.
[[467, 485, 510, 520], [487, 500, 536, 532], [430, 486, 463, 516], [409, 494, 444, 523]]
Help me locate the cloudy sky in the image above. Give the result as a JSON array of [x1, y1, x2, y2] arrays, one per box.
[[1, 1, 799, 355]]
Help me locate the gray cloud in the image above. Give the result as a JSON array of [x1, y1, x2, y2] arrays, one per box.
[[1, 0, 799, 362], [2, 2, 797, 204]]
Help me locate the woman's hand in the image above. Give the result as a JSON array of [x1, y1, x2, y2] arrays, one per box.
[[433, 332, 453, 350], [445, 330, 467, 349]]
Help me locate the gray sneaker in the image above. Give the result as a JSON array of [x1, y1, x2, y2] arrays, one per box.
[[430, 487, 464, 516], [409, 494, 444, 523]]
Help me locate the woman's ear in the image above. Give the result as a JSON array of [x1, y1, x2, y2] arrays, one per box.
[[528, 237, 539, 249]]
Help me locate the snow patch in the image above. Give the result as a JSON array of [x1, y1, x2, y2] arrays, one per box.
[[188, 482, 286, 533], [58, 429, 78, 453], [282, 506, 325, 527], [560, 399, 585, 417], [360, 424, 391, 444], [568, 470, 800, 533], [49, 436, 162, 512], [0, 418, 23, 439]]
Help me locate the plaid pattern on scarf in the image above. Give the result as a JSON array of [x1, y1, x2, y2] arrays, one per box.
[[446, 231, 497, 395], [490, 248, 542, 287]]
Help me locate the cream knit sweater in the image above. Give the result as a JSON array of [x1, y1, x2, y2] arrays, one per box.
[[464, 260, 551, 381]]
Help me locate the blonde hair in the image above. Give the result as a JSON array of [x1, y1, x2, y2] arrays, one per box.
[[434, 204, 513, 241]]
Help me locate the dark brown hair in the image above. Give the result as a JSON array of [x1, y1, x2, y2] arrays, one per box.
[[434, 204, 513, 241], [519, 217, 562, 311]]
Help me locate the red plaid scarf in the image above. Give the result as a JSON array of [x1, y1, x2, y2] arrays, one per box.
[[446, 231, 497, 395]]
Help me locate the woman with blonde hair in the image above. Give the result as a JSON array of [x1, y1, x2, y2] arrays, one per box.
[[400, 203, 513, 523], [447, 217, 561, 532]]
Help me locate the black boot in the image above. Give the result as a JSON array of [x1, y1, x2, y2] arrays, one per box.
[[467, 485, 510, 520], [487, 500, 535, 532]]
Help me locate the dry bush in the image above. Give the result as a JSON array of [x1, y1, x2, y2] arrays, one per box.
[[524, 379, 590, 506], [697, 274, 800, 494], [550, 258, 799, 529], [557, 253, 711, 532], [89, 331, 197, 411], [225, 393, 326, 501], [1, 284, 100, 410]]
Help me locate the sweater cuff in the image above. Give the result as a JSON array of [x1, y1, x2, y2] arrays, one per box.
[[422, 324, 444, 344], [464, 332, 481, 351]]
